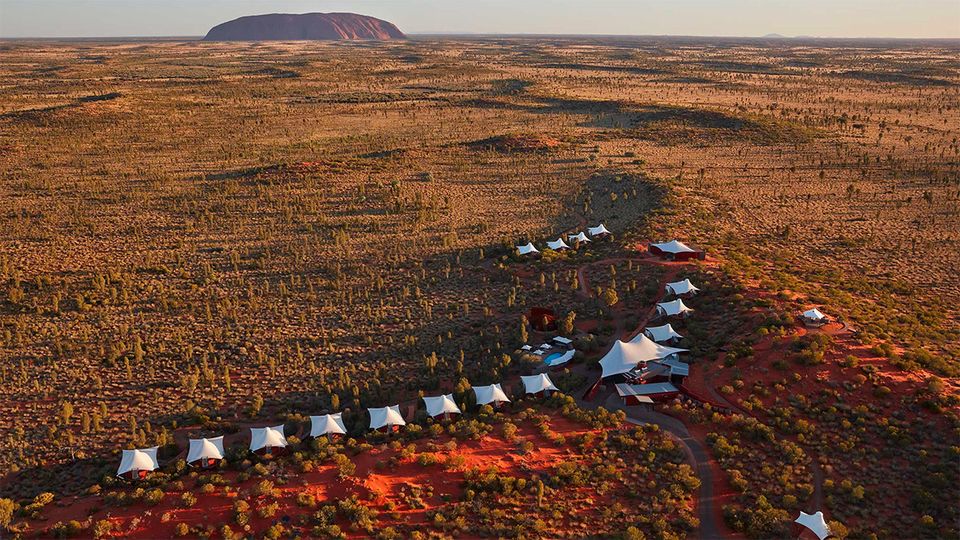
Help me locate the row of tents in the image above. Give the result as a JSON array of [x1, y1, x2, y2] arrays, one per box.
[[517, 223, 612, 256], [117, 376, 560, 478]]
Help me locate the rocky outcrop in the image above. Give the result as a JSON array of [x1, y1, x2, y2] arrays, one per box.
[[203, 13, 405, 41]]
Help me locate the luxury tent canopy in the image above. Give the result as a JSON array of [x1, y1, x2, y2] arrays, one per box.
[[368, 405, 406, 430], [568, 232, 591, 244], [250, 425, 288, 453], [795, 511, 831, 540], [117, 447, 160, 478], [310, 414, 347, 438], [644, 323, 684, 343], [588, 223, 611, 237], [665, 278, 699, 296], [473, 383, 511, 406], [598, 335, 688, 378], [546, 238, 570, 251], [187, 436, 225, 466], [649, 240, 695, 254], [803, 308, 827, 322], [521, 373, 558, 395], [656, 299, 693, 318], [516, 242, 539, 256], [422, 394, 462, 418]]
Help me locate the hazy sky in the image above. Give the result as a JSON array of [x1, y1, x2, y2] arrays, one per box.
[[1, 0, 958, 39]]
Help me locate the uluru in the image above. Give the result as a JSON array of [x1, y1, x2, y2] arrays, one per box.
[[203, 12, 406, 41]]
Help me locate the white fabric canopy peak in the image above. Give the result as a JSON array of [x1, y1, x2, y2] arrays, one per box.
[[117, 447, 159, 476], [657, 299, 693, 316], [666, 279, 699, 295], [599, 336, 688, 378], [650, 240, 695, 254], [310, 414, 347, 437], [546, 238, 570, 251], [368, 405, 406, 430], [473, 383, 511, 405], [568, 232, 591, 243], [795, 511, 831, 540], [422, 394, 462, 417], [516, 243, 539, 255], [521, 373, 558, 394], [803, 308, 826, 321], [588, 223, 611, 236], [250, 425, 288, 452], [645, 323, 684, 343], [187, 436, 225, 464]]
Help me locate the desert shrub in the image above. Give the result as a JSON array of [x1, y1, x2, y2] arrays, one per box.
[[179, 492, 196, 508]]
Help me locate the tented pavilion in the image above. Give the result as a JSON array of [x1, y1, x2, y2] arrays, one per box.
[[649, 240, 704, 261], [802, 308, 829, 327], [521, 373, 558, 396], [249, 425, 288, 455], [117, 447, 160, 479], [588, 223, 612, 238], [644, 323, 684, 344], [546, 238, 571, 251], [568, 231, 591, 245], [795, 511, 832, 540], [422, 394, 462, 419], [310, 414, 347, 440], [516, 242, 539, 256], [473, 383, 511, 408], [598, 335, 688, 378], [368, 405, 406, 432], [187, 436, 225, 468], [665, 278, 699, 297], [655, 299, 694, 319]]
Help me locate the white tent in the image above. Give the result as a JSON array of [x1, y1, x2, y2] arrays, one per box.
[[250, 425, 288, 453], [117, 447, 159, 477], [803, 308, 827, 322], [423, 394, 462, 418], [187, 436, 225, 465], [656, 299, 693, 318], [587, 224, 611, 237], [310, 414, 347, 438], [544, 348, 575, 367], [650, 240, 695, 254], [599, 336, 688, 378], [568, 231, 591, 244], [521, 373, 558, 395], [795, 511, 831, 540], [546, 238, 570, 251], [473, 383, 511, 406], [516, 243, 539, 256], [644, 323, 684, 343], [368, 405, 406, 430], [665, 279, 699, 296]]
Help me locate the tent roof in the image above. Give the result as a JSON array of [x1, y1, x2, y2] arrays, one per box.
[[521, 373, 558, 394], [803, 308, 826, 320], [588, 223, 611, 236], [795, 511, 831, 540], [187, 436, 225, 463], [657, 299, 693, 316], [650, 240, 696, 253], [614, 384, 655, 402], [473, 383, 511, 405], [599, 336, 688, 378], [645, 323, 684, 343], [517, 242, 539, 255], [117, 447, 159, 476], [666, 279, 699, 295], [369, 405, 406, 430], [568, 232, 591, 243], [250, 425, 287, 452], [310, 414, 347, 437], [423, 394, 462, 417], [546, 238, 570, 250]]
